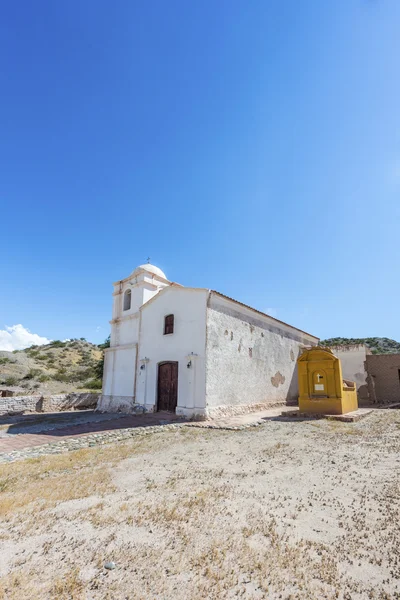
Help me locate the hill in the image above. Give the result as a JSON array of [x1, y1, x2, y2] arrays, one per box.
[[0, 338, 105, 396], [319, 337, 400, 354]]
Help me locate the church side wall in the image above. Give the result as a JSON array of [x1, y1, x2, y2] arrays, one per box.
[[205, 295, 318, 418], [137, 288, 207, 417]]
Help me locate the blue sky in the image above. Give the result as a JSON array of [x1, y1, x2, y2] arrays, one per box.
[[1, 0, 400, 348]]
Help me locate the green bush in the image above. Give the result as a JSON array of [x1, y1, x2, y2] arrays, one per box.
[[23, 369, 43, 380], [38, 374, 50, 383], [4, 377, 18, 386], [49, 340, 66, 348], [54, 371, 70, 382], [94, 335, 110, 382], [0, 357, 12, 365], [83, 379, 102, 390], [35, 355, 48, 361]]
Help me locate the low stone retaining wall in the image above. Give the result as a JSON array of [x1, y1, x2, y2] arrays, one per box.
[[205, 401, 286, 419], [0, 393, 100, 416]]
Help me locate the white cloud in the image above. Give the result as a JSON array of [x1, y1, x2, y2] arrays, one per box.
[[0, 324, 51, 352], [265, 307, 278, 319]]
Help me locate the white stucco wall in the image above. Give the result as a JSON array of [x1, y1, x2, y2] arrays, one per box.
[[98, 344, 137, 412], [99, 266, 171, 413], [329, 345, 369, 400], [205, 293, 318, 417], [137, 287, 208, 416]]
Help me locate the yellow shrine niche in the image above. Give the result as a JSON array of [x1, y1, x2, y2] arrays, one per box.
[[297, 347, 358, 415]]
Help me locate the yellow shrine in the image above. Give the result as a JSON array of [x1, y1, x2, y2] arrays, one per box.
[[297, 347, 358, 415]]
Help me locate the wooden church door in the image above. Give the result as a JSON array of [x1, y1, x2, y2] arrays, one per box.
[[157, 362, 178, 412]]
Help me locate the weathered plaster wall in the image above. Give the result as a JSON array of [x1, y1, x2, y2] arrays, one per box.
[[366, 354, 400, 405], [329, 344, 369, 402], [205, 294, 318, 417], [137, 287, 208, 416]]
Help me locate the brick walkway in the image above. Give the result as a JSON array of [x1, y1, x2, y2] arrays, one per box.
[[0, 411, 185, 454], [0, 406, 306, 461]]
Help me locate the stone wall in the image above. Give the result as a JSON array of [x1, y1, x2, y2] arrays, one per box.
[[366, 355, 400, 405], [0, 395, 42, 415], [0, 393, 100, 416]]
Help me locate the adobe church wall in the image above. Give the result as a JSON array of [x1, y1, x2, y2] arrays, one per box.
[[205, 295, 317, 418], [365, 354, 400, 405]]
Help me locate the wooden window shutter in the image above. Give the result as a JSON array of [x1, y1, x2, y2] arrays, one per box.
[[164, 314, 174, 335]]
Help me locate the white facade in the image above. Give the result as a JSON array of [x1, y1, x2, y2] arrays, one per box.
[[98, 264, 319, 417]]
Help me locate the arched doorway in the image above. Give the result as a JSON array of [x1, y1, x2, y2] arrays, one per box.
[[157, 362, 178, 412]]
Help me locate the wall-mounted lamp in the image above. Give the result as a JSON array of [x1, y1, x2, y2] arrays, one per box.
[[187, 360, 192, 369], [140, 357, 150, 371]]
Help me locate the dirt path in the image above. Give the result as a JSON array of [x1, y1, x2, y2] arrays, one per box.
[[0, 410, 399, 599]]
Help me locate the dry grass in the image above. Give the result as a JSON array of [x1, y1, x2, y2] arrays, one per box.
[[0, 428, 202, 518], [0, 412, 399, 599], [0, 450, 112, 518]]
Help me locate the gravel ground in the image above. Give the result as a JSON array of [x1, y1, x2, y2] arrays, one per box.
[[0, 409, 399, 599]]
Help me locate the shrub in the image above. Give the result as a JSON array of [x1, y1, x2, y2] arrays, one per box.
[[54, 371, 70, 382], [35, 355, 48, 361], [4, 377, 18, 386], [83, 379, 102, 390], [98, 335, 110, 350], [49, 340, 66, 348], [0, 357, 12, 365], [23, 369, 43, 380], [38, 374, 50, 383], [94, 335, 110, 382]]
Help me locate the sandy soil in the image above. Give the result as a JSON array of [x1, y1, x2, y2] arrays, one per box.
[[0, 410, 399, 599]]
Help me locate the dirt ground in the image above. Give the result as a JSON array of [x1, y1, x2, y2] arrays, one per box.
[[0, 410, 399, 600]]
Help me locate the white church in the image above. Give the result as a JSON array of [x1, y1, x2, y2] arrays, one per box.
[[98, 263, 318, 418]]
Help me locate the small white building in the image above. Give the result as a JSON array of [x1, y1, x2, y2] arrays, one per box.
[[98, 263, 318, 418]]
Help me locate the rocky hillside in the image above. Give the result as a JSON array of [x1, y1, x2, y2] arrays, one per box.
[[0, 339, 105, 396], [319, 337, 400, 354]]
